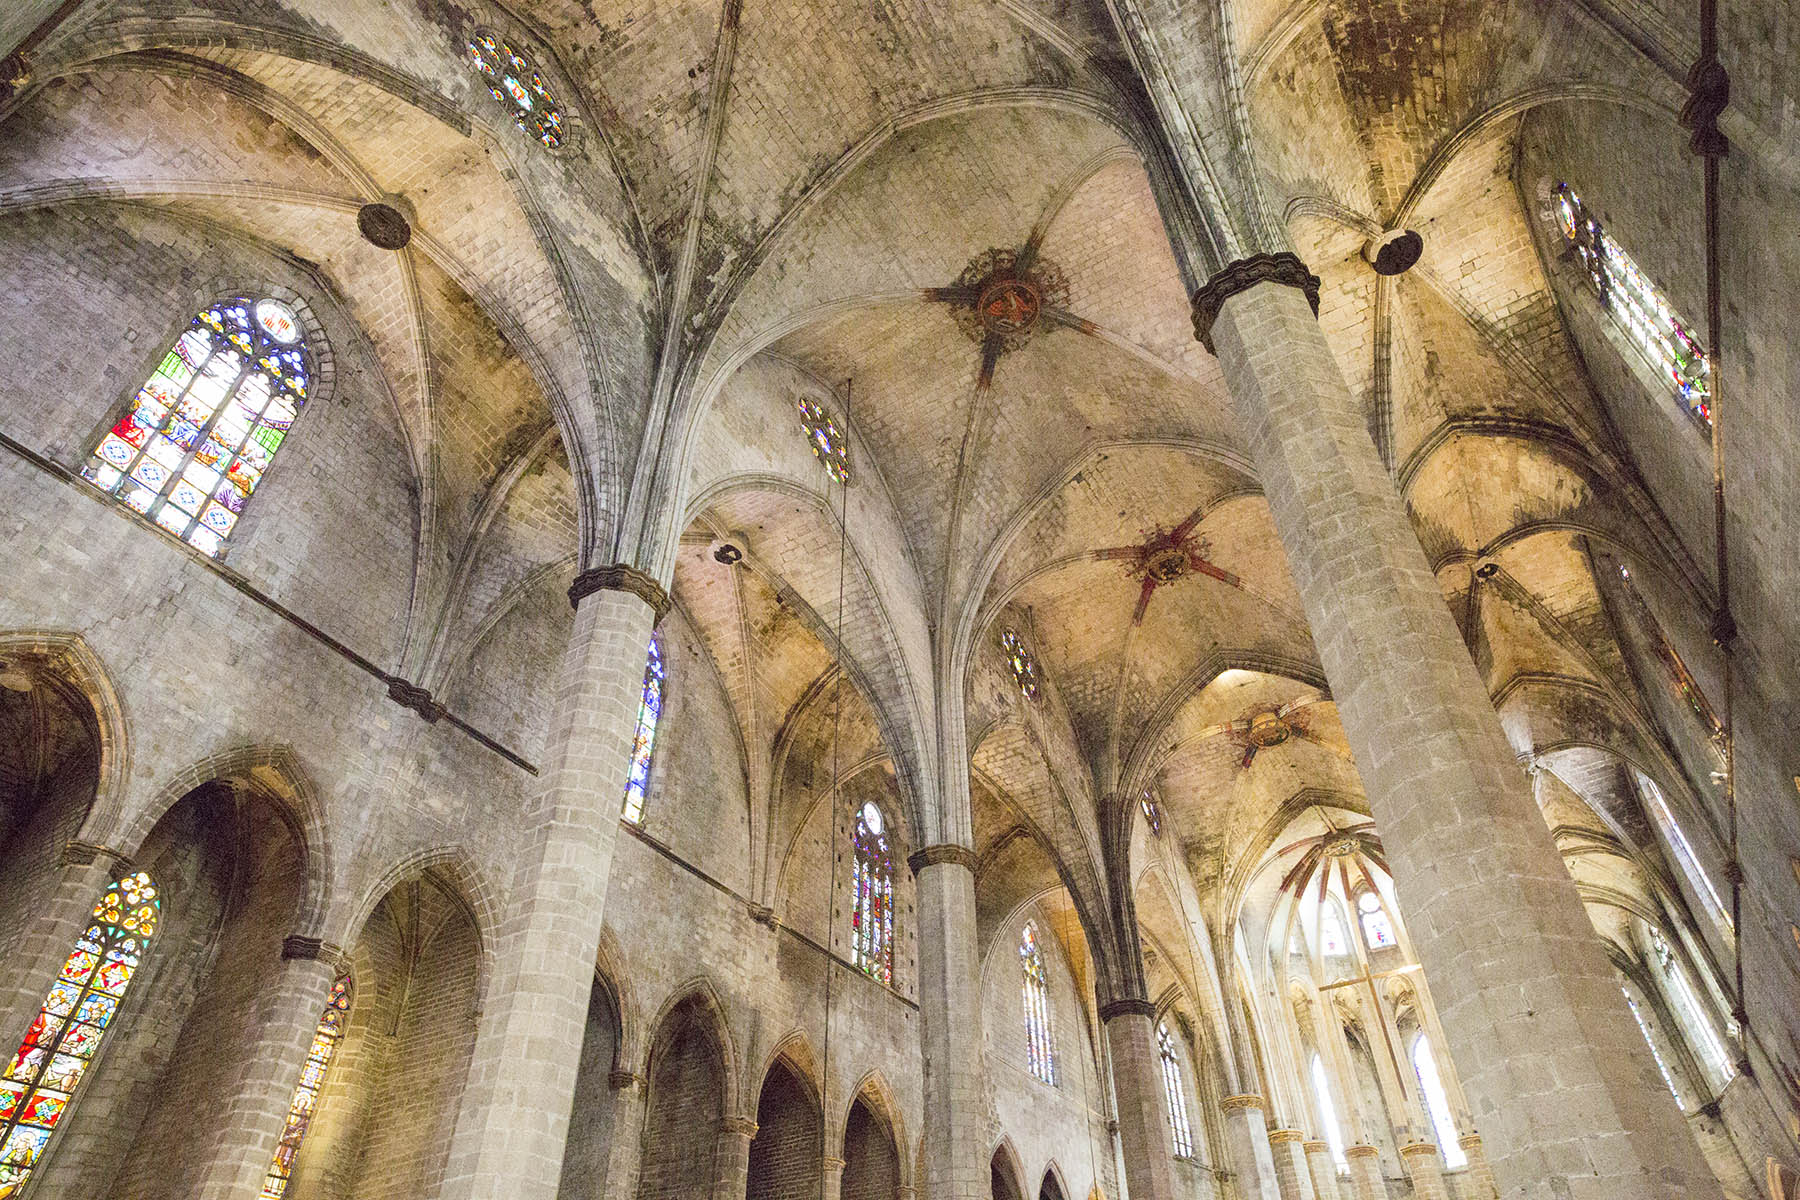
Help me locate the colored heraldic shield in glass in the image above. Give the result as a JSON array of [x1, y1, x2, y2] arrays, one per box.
[[0, 872, 159, 1198]]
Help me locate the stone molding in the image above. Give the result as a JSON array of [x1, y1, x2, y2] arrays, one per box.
[[1220, 1093, 1265, 1113], [822, 1156, 847, 1171], [1456, 1133, 1483, 1149], [281, 934, 350, 973], [1344, 1145, 1379, 1160], [1398, 1142, 1439, 1159], [719, 1115, 759, 1137], [1097, 997, 1157, 1023], [1302, 1141, 1331, 1154], [608, 1070, 644, 1091], [568, 562, 672, 623], [1190, 252, 1322, 353], [59, 839, 130, 870], [1268, 1129, 1305, 1144], [907, 843, 979, 874]]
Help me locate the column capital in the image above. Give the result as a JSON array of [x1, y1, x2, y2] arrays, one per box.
[[1268, 1129, 1305, 1145], [822, 1156, 847, 1171], [1302, 1141, 1331, 1154], [1220, 1093, 1265, 1113], [1344, 1145, 1379, 1160], [1097, 997, 1157, 1023], [1456, 1133, 1483, 1149], [1398, 1142, 1438, 1159], [59, 839, 131, 870], [1190, 252, 1321, 353], [907, 843, 979, 874], [568, 562, 671, 622], [281, 934, 351, 975], [720, 1115, 759, 1137], [607, 1070, 644, 1091]]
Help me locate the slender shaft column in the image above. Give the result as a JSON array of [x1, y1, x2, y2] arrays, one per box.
[[1344, 1145, 1385, 1200], [1220, 1095, 1282, 1200], [714, 1115, 758, 1200], [1398, 1142, 1448, 1200], [822, 1155, 846, 1200], [193, 940, 344, 1197], [1100, 998, 1181, 1200], [1302, 1141, 1341, 1200], [1457, 1134, 1499, 1200], [911, 844, 987, 1200], [440, 567, 666, 1200], [1268, 1129, 1318, 1200], [602, 1071, 649, 1200], [1195, 261, 1722, 1200]]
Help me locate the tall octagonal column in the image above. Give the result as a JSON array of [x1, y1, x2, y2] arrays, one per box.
[[911, 843, 987, 1200], [439, 565, 666, 1200], [1194, 259, 1722, 1200], [1100, 998, 1181, 1200]]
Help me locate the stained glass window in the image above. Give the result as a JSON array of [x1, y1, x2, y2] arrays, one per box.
[[0, 871, 159, 1196], [1623, 987, 1684, 1109], [1318, 905, 1348, 958], [259, 975, 352, 1199], [1357, 892, 1395, 950], [999, 629, 1040, 702], [1410, 1036, 1465, 1168], [1635, 771, 1731, 935], [850, 800, 894, 984], [1019, 922, 1057, 1085], [1650, 930, 1732, 1084], [796, 396, 850, 483], [622, 636, 664, 825], [1616, 566, 1725, 757], [1554, 183, 1711, 423], [1157, 1023, 1194, 1157], [465, 32, 566, 148], [1141, 794, 1162, 837], [83, 297, 311, 557], [1310, 1054, 1348, 1170]]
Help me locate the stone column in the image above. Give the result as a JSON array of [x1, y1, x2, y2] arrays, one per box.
[[1398, 1142, 1447, 1200], [1220, 1095, 1282, 1200], [1194, 259, 1723, 1200], [1100, 998, 1181, 1200], [1302, 1141, 1341, 1200], [822, 1155, 846, 1200], [1268, 1129, 1317, 1200], [714, 1115, 758, 1200], [439, 566, 667, 1200], [191, 938, 344, 1198], [1342, 1145, 1383, 1200], [911, 844, 987, 1200], [1457, 1134, 1498, 1200], [602, 1071, 649, 1200]]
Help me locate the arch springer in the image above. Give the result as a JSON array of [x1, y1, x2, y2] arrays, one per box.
[[1220, 1093, 1265, 1113], [1097, 997, 1157, 1023], [1190, 252, 1321, 353], [907, 843, 979, 874], [1268, 1129, 1306, 1145], [568, 563, 672, 623]]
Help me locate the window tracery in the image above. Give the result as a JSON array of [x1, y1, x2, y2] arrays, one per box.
[[1019, 922, 1057, 1085], [796, 395, 850, 483], [1410, 1035, 1465, 1167], [851, 800, 894, 984], [1357, 891, 1395, 950], [1157, 1023, 1194, 1157], [0, 872, 159, 1195], [1553, 183, 1711, 423], [465, 32, 567, 148], [622, 636, 664, 824], [84, 297, 312, 557], [999, 629, 1040, 702], [259, 974, 352, 1199]]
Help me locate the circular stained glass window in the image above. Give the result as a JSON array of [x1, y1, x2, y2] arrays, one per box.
[[465, 32, 567, 149], [860, 800, 884, 836], [254, 299, 301, 344]]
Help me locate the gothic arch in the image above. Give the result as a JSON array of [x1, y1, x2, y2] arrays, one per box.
[[0, 629, 129, 845], [640, 976, 741, 1104]]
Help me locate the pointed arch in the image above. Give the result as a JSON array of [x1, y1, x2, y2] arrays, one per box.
[[0, 630, 130, 845]]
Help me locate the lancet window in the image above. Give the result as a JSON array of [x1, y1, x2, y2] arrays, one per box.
[[0, 872, 160, 1195], [259, 975, 352, 1198], [84, 297, 312, 557], [1310, 1053, 1348, 1170], [1000, 629, 1040, 702], [1157, 1022, 1194, 1157], [1635, 771, 1731, 936], [1357, 891, 1396, 950], [851, 800, 894, 984], [622, 636, 664, 825], [1141, 794, 1162, 837], [1553, 183, 1711, 423], [1410, 1035, 1465, 1167], [1651, 931, 1732, 1085], [1623, 987, 1684, 1109], [1019, 921, 1058, 1085]]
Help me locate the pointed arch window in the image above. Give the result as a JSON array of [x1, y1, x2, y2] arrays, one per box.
[[1357, 892, 1396, 950], [999, 629, 1040, 702], [1157, 1022, 1194, 1157], [851, 800, 894, 984], [1310, 1053, 1348, 1170], [1318, 905, 1349, 959], [1623, 987, 1685, 1110], [1019, 922, 1058, 1085], [1635, 771, 1731, 936], [0, 872, 159, 1194], [796, 395, 850, 483], [83, 297, 313, 557], [1410, 1035, 1465, 1168], [1141, 794, 1162, 837], [259, 974, 352, 1199], [622, 636, 664, 825], [1650, 930, 1732, 1085], [1553, 183, 1710, 423], [465, 32, 567, 148]]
